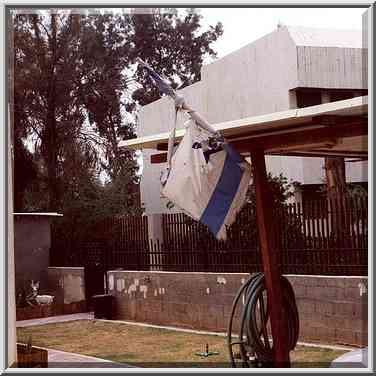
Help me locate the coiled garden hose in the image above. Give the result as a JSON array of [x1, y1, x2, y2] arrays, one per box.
[[227, 272, 299, 367]]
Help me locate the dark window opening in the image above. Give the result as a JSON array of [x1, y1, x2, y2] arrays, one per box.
[[294, 88, 368, 109], [296, 91, 322, 108]]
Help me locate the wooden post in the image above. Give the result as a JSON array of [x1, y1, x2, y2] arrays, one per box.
[[250, 149, 290, 367]]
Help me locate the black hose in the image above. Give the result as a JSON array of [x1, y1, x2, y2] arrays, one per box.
[[227, 273, 299, 367]]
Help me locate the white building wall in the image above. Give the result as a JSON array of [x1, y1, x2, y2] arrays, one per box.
[[345, 160, 368, 182], [301, 157, 368, 185], [138, 26, 367, 214], [297, 46, 365, 89], [302, 157, 326, 185], [139, 81, 205, 137], [200, 26, 298, 122], [266, 155, 305, 183]]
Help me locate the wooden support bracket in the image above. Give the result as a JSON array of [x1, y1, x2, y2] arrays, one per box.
[[251, 149, 291, 367], [312, 115, 367, 126], [232, 119, 367, 153], [150, 117, 367, 163]]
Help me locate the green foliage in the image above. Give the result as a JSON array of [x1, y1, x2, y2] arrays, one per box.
[[12, 9, 223, 260], [131, 8, 223, 105], [246, 172, 296, 208], [347, 183, 368, 198], [12, 9, 222, 219], [319, 177, 368, 199], [235, 173, 303, 248]]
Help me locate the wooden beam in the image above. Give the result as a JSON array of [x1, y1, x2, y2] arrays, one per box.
[[312, 115, 367, 126], [150, 119, 367, 163], [119, 97, 367, 150], [250, 149, 290, 367], [267, 140, 338, 154], [303, 149, 368, 156], [275, 150, 368, 158], [231, 120, 367, 153], [347, 158, 368, 162]]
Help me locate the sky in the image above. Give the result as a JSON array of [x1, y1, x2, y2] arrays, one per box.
[[198, 7, 366, 58]]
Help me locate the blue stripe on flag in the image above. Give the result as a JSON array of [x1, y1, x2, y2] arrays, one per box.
[[200, 144, 244, 237]]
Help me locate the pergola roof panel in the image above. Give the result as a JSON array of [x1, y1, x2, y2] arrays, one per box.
[[119, 96, 367, 159]]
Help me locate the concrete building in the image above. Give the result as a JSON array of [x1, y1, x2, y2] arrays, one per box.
[[13, 213, 63, 296], [137, 25, 368, 215]]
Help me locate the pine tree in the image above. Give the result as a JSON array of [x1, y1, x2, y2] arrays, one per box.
[[130, 8, 223, 105]]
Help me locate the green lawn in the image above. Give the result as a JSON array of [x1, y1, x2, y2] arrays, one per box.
[[17, 320, 348, 368]]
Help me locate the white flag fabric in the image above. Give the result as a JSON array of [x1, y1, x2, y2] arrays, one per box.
[[162, 120, 252, 241]]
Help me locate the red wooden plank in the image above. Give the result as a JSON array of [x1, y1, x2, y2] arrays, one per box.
[[250, 149, 291, 366], [233, 120, 367, 153]]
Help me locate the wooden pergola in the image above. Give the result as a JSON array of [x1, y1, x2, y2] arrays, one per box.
[[119, 95, 368, 366]]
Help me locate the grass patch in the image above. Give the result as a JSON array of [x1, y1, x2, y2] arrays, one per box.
[[17, 320, 348, 368]]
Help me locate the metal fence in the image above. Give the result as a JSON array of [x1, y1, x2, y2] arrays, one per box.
[[50, 196, 368, 276]]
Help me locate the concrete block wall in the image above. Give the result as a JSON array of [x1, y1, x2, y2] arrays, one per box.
[[107, 271, 367, 347], [17, 267, 87, 320], [286, 275, 368, 347], [46, 267, 86, 314]]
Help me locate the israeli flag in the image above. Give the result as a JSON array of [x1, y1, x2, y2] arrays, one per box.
[[162, 120, 252, 241]]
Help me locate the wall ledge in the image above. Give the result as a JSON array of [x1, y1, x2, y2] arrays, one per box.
[[14, 212, 63, 217], [107, 270, 367, 279]]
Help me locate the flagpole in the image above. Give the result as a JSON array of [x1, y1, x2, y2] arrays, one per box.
[[136, 58, 218, 135], [178, 96, 218, 135]]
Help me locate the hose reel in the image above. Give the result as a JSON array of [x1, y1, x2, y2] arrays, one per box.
[[227, 272, 299, 367]]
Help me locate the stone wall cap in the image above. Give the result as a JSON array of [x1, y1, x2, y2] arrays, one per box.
[[106, 271, 367, 279], [284, 274, 367, 279], [107, 270, 250, 275], [14, 212, 63, 217]]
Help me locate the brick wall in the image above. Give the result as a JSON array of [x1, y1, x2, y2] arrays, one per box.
[[107, 271, 368, 347]]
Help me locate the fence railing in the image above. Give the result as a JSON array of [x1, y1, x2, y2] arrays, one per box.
[[50, 196, 368, 276]]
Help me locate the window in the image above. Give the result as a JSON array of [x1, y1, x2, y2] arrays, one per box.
[[294, 88, 368, 109], [296, 90, 322, 108]]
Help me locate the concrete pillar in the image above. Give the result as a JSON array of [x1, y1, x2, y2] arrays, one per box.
[[288, 90, 297, 109], [147, 214, 164, 270]]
